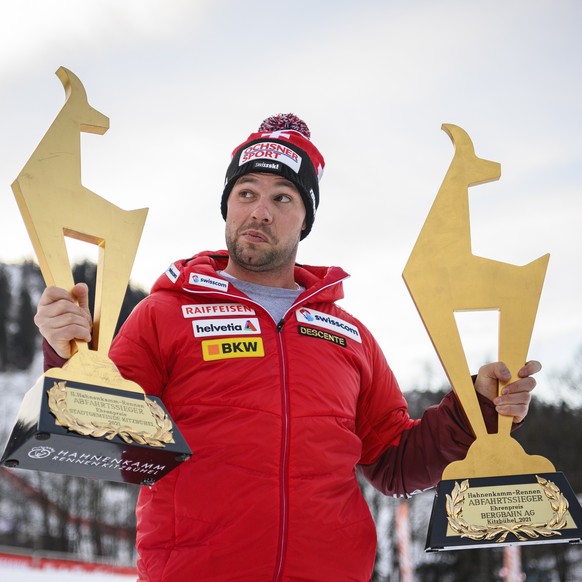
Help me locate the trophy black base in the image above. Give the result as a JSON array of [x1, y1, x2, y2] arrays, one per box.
[[1, 375, 192, 486], [426, 473, 582, 551]]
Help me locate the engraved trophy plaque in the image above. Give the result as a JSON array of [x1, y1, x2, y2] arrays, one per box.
[[1, 67, 191, 485], [403, 124, 582, 550]]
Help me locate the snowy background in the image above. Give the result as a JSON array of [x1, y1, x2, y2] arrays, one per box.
[[0, 567, 134, 582]]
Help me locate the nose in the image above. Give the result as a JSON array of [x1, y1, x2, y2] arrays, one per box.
[[251, 199, 273, 223]]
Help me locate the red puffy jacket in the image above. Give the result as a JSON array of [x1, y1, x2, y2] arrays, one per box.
[[50, 251, 493, 581]]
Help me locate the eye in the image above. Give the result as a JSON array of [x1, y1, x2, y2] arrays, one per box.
[[275, 193, 292, 203]]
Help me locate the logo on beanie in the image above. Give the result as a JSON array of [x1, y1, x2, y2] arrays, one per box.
[[240, 142, 302, 174], [253, 161, 281, 172], [308, 188, 317, 217]]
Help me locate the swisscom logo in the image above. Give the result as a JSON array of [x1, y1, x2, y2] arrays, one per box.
[[295, 308, 361, 343], [189, 273, 229, 291]]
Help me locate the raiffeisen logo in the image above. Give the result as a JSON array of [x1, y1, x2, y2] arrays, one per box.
[[189, 273, 229, 291], [295, 308, 362, 343], [182, 303, 256, 318]]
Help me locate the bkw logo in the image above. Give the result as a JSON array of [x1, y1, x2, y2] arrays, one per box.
[[202, 337, 265, 361]]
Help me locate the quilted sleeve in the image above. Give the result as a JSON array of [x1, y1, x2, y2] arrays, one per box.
[[356, 329, 498, 497]]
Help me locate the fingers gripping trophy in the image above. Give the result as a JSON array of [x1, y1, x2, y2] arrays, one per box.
[[1, 67, 190, 485]]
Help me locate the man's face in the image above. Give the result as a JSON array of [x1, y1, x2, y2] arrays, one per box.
[[225, 172, 306, 274]]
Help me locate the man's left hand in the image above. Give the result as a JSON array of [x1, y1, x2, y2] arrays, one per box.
[[474, 360, 541, 423]]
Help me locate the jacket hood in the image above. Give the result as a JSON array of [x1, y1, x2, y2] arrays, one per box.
[[151, 250, 350, 303]]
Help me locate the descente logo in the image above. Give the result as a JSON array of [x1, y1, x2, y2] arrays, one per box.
[[189, 273, 229, 291]]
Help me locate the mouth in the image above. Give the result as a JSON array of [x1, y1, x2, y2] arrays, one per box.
[[240, 229, 271, 244]]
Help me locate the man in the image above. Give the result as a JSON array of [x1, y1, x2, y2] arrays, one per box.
[[36, 114, 540, 581]]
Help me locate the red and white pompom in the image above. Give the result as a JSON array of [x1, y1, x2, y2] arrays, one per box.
[[258, 113, 311, 140]]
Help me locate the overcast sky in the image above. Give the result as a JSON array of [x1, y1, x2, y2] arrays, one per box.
[[0, 0, 580, 401]]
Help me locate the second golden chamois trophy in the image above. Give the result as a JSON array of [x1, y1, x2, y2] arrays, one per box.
[[403, 124, 581, 550], [0, 68, 191, 485]]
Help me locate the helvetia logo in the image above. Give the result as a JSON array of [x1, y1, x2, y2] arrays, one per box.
[[245, 320, 258, 332], [193, 317, 261, 338]]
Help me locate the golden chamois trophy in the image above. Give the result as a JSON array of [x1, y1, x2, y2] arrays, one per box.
[[1, 67, 191, 485], [403, 124, 581, 550]]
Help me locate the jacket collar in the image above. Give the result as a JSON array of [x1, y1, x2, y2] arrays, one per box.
[[152, 250, 349, 304]]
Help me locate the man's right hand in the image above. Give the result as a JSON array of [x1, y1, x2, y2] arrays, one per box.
[[34, 283, 93, 359]]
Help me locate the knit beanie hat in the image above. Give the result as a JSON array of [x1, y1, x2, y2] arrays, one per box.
[[221, 113, 325, 239]]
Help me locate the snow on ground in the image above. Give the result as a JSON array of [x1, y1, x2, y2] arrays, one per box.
[[0, 564, 136, 581]]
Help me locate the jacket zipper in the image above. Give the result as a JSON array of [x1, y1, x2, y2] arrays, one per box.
[[273, 319, 289, 582]]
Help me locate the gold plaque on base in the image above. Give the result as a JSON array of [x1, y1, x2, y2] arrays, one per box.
[[403, 124, 582, 550], [0, 67, 191, 485], [2, 375, 190, 485], [426, 473, 581, 551]]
